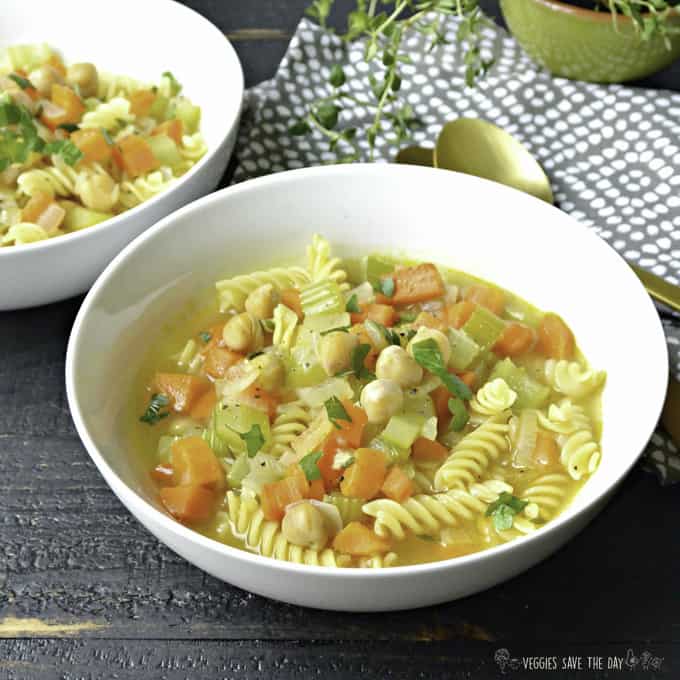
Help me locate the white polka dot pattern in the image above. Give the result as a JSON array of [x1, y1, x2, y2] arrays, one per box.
[[234, 16, 680, 484]]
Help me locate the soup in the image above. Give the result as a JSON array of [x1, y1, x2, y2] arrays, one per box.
[[130, 235, 605, 568]]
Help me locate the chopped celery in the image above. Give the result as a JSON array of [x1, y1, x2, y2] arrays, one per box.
[[324, 493, 365, 525], [7, 43, 52, 71], [381, 413, 425, 450], [369, 436, 410, 465], [204, 402, 271, 456], [285, 332, 326, 388], [227, 453, 250, 488], [401, 392, 435, 420], [421, 416, 438, 440], [297, 377, 353, 408], [303, 311, 350, 333], [490, 358, 550, 410], [462, 306, 505, 350], [62, 204, 112, 231], [300, 280, 344, 316], [447, 327, 480, 371], [363, 254, 395, 286], [147, 134, 182, 166], [291, 410, 334, 458], [241, 452, 285, 496], [174, 98, 201, 133], [149, 94, 169, 120]]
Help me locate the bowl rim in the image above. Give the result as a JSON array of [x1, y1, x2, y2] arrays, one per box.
[[66, 163, 669, 578], [0, 0, 244, 258], [515, 0, 679, 24]]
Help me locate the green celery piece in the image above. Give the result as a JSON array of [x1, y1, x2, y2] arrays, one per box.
[[63, 205, 112, 231], [7, 43, 52, 71], [401, 392, 435, 420], [462, 306, 506, 350], [363, 254, 395, 286], [381, 413, 426, 451], [149, 94, 169, 120], [206, 402, 271, 455], [303, 311, 350, 333], [227, 453, 250, 488], [489, 358, 550, 410], [300, 280, 344, 316], [285, 330, 327, 388], [147, 134, 182, 166], [323, 493, 365, 524], [368, 436, 410, 465], [174, 98, 201, 133], [447, 327, 480, 371]]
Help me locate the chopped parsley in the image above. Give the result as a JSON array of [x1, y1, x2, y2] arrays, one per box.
[[411, 338, 472, 401], [448, 397, 469, 431], [57, 122, 80, 133], [9, 74, 32, 90], [139, 393, 170, 424], [300, 450, 324, 481], [162, 71, 182, 96], [485, 493, 528, 532], [198, 331, 212, 343], [101, 128, 114, 146], [351, 343, 373, 380], [239, 424, 265, 457], [345, 293, 360, 313], [324, 395, 352, 429], [380, 276, 395, 297], [43, 139, 83, 165]]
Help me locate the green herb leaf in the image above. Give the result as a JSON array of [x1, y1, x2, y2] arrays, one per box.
[[289, 120, 311, 136], [101, 128, 114, 146], [300, 450, 324, 481], [43, 140, 84, 166], [139, 393, 170, 424], [198, 331, 212, 343], [380, 277, 395, 297], [411, 338, 472, 400], [325, 395, 352, 429], [9, 74, 32, 90], [448, 397, 469, 432], [57, 122, 80, 132], [239, 424, 265, 458], [329, 64, 346, 87], [398, 311, 417, 323], [345, 293, 360, 313], [485, 492, 529, 532], [161, 71, 182, 96], [351, 343, 374, 380], [314, 103, 340, 130]]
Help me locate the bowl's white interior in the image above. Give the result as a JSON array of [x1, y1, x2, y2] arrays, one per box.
[[68, 165, 668, 566], [0, 0, 238, 151]]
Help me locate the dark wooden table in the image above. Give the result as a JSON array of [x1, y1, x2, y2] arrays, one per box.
[[1, 2, 679, 678]]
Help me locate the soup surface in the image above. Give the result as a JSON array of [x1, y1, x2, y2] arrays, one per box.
[[130, 235, 604, 568]]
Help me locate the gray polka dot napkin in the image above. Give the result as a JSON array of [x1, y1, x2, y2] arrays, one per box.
[[233, 16, 680, 483]]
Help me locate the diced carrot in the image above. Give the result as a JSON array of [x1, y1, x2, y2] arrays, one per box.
[[308, 478, 325, 501], [350, 303, 397, 327], [41, 83, 85, 129], [189, 390, 217, 422], [150, 463, 174, 484], [280, 288, 303, 319], [171, 436, 224, 490], [447, 300, 476, 329], [494, 322, 536, 357], [391, 263, 445, 305], [340, 448, 387, 500], [332, 521, 391, 555], [412, 436, 448, 462], [261, 476, 306, 521], [537, 313, 574, 360], [116, 134, 159, 178], [47, 54, 66, 77], [381, 466, 414, 502], [413, 310, 447, 332], [457, 371, 477, 389], [240, 384, 279, 422], [533, 431, 560, 468], [153, 118, 183, 146], [286, 464, 310, 496], [128, 89, 156, 117], [203, 347, 243, 379], [431, 385, 452, 434], [153, 372, 211, 413], [71, 128, 112, 164], [349, 324, 379, 370], [160, 485, 215, 523], [21, 191, 53, 223], [464, 284, 505, 315]]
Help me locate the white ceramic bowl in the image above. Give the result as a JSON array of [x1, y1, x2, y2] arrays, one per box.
[[0, 0, 243, 310], [66, 165, 668, 611]]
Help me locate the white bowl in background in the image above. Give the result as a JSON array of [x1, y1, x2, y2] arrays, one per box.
[[66, 165, 668, 611], [0, 0, 243, 310]]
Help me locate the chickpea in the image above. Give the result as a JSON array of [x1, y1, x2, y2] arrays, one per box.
[[244, 283, 279, 320], [360, 378, 404, 424], [375, 345, 423, 388], [281, 501, 329, 550], [66, 62, 98, 98], [407, 326, 451, 365], [28, 65, 64, 97], [319, 331, 359, 377], [222, 312, 263, 353], [250, 351, 285, 391], [77, 173, 119, 212]]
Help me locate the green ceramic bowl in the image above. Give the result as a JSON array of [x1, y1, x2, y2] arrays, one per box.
[[500, 0, 680, 83]]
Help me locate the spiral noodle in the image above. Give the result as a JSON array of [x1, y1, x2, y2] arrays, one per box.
[[96, 71, 147, 101], [118, 168, 175, 209], [433, 414, 511, 491], [272, 303, 299, 349], [306, 233, 350, 292], [224, 492, 350, 567], [469, 378, 517, 419], [363, 479, 512, 540], [521, 473, 570, 520], [17, 163, 78, 197], [544, 359, 605, 399], [80, 97, 134, 130], [180, 133, 208, 162], [410, 460, 440, 494], [538, 399, 600, 480], [269, 400, 314, 456], [478, 514, 538, 545], [358, 552, 398, 568], [216, 267, 311, 313]]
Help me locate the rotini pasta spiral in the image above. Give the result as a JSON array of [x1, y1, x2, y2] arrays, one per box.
[[544, 359, 605, 399], [434, 414, 511, 491], [118, 168, 175, 209], [269, 400, 314, 456], [180, 133, 208, 162], [469, 378, 517, 419], [17, 163, 78, 197], [216, 267, 311, 313], [521, 473, 570, 520], [96, 71, 147, 101], [307, 233, 350, 291], [80, 97, 134, 130], [363, 479, 513, 540]]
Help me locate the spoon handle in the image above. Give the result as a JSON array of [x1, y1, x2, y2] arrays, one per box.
[[631, 264, 680, 314]]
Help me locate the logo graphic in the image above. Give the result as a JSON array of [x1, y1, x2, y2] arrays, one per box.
[[494, 648, 521, 673]]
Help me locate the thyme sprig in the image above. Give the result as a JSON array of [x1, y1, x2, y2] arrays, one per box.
[[598, 1, 680, 45]]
